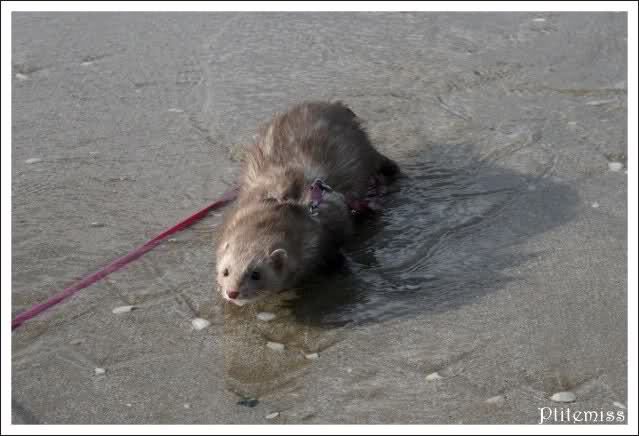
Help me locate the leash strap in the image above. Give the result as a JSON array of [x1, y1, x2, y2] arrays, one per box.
[[12, 173, 387, 330], [11, 188, 238, 330]]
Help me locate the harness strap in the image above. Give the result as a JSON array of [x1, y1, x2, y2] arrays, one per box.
[[308, 179, 332, 215], [308, 174, 386, 216]]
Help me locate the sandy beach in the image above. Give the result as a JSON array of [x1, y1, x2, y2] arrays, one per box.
[[12, 12, 627, 424]]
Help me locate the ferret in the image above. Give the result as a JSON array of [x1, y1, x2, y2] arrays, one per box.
[[216, 101, 398, 305]]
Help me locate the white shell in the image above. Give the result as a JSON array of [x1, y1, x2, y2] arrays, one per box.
[[265, 412, 280, 420], [266, 341, 285, 351], [608, 162, 623, 172], [485, 395, 504, 404], [256, 312, 276, 322], [112, 305, 136, 314], [425, 372, 443, 381], [550, 391, 576, 403], [94, 367, 106, 375], [25, 158, 41, 164], [191, 318, 210, 330], [304, 353, 320, 360]]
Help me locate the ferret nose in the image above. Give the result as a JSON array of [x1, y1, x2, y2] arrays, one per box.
[[226, 289, 240, 300]]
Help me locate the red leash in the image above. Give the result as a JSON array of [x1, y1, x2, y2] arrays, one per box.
[[11, 188, 238, 331]]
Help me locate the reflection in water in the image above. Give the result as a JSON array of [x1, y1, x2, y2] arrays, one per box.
[[222, 145, 578, 400]]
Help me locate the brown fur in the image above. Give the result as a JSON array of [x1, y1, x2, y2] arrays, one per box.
[[216, 101, 398, 304], [240, 101, 398, 202]]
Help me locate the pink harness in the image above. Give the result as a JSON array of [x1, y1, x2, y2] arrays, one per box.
[[308, 175, 384, 216]]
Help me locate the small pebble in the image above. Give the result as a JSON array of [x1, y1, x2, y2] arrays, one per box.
[[425, 371, 443, 381], [346, 368, 353, 373], [183, 403, 191, 409], [237, 399, 258, 408], [485, 395, 504, 405], [126, 403, 132, 407], [304, 353, 320, 360], [591, 202, 600, 208], [15, 73, 29, 80], [81, 61, 94, 66], [613, 401, 626, 409], [94, 367, 106, 375], [90, 222, 106, 227], [608, 162, 623, 172], [266, 341, 285, 351], [550, 391, 576, 403], [256, 312, 276, 322], [191, 318, 210, 330], [265, 411, 280, 420], [25, 158, 41, 164], [532, 18, 546, 22], [404, 284, 420, 290], [167, 108, 184, 113], [168, 238, 178, 243]]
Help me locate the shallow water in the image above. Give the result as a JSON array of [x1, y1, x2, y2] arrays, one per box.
[[277, 151, 568, 326], [220, 144, 579, 405], [12, 12, 627, 424]]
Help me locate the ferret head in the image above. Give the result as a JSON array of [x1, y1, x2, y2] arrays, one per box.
[[216, 200, 307, 305], [216, 192, 312, 306], [216, 240, 292, 306]]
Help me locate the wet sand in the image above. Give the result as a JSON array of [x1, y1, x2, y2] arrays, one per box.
[[12, 12, 627, 424]]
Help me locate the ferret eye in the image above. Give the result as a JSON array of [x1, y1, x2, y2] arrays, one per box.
[[251, 271, 261, 280], [223, 268, 229, 277]]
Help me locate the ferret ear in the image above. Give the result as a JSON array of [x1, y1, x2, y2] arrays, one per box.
[[269, 248, 288, 272]]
